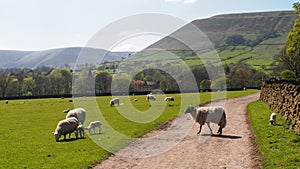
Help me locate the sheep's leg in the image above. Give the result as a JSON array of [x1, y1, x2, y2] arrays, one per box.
[[98, 126, 101, 134], [75, 131, 78, 139], [217, 127, 222, 135], [207, 123, 213, 135], [197, 125, 202, 134]]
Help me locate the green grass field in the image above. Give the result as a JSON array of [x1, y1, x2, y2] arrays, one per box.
[[247, 101, 300, 168], [0, 90, 259, 168]]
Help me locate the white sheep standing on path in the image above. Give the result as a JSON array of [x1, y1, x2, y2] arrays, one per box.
[[64, 108, 86, 127], [85, 121, 102, 134], [52, 117, 79, 142], [184, 105, 227, 135], [110, 98, 120, 107]]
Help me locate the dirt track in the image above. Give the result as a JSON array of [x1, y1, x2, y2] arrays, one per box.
[[94, 93, 261, 169]]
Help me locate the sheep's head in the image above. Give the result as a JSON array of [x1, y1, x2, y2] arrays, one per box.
[[184, 105, 195, 114], [52, 131, 61, 142]]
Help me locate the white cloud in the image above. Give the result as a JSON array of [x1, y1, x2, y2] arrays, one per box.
[[164, 0, 198, 4], [111, 44, 142, 52]]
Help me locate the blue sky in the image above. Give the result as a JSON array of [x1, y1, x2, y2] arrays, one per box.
[[0, 0, 298, 51]]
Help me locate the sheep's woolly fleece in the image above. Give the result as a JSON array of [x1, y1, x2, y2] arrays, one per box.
[[94, 93, 261, 169]]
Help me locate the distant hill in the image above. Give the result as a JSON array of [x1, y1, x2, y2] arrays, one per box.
[[149, 10, 297, 50], [0, 47, 133, 69], [0, 11, 297, 70], [144, 10, 297, 73]]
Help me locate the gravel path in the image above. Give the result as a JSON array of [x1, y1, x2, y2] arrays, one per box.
[[94, 93, 261, 169]]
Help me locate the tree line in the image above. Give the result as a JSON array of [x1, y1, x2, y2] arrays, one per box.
[[0, 62, 266, 98]]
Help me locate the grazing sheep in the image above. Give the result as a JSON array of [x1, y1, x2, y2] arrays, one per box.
[[184, 105, 227, 135], [269, 112, 276, 125], [85, 121, 102, 134], [65, 108, 86, 127], [52, 117, 79, 142], [146, 94, 156, 101], [5, 100, 8, 104], [110, 98, 120, 107], [63, 108, 70, 113], [75, 125, 84, 139], [164, 96, 174, 105]]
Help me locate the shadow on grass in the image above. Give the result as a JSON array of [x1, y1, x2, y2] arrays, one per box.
[[58, 137, 86, 142], [89, 133, 102, 135], [200, 133, 242, 139]]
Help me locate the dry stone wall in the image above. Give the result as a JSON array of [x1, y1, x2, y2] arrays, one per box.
[[260, 78, 300, 134]]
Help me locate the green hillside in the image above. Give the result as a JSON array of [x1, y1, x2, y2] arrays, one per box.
[[145, 11, 297, 73]]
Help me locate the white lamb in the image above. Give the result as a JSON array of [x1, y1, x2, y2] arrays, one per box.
[[85, 121, 102, 134], [269, 112, 276, 125], [110, 98, 120, 107], [75, 125, 84, 138], [64, 108, 86, 127], [184, 105, 227, 135], [52, 117, 79, 142]]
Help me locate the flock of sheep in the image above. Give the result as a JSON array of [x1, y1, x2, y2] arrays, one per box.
[[52, 93, 279, 142], [52, 108, 102, 142], [52, 94, 231, 142], [4, 94, 277, 142], [109, 95, 227, 136]]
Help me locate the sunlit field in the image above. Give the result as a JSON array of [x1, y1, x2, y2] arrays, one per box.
[[247, 101, 300, 168], [0, 90, 259, 168]]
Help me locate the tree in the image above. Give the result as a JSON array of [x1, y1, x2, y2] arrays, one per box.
[[211, 77, 227, 90], [293, 2, 300, 14], [95, 71, 112, 94], [16, 73, 25, 96], [226, 63, 265, 88], [281, 69, 296, 79], [0, 73, 13, 97], [52, 68, 72, 94], [111, 78, 130, 94], [72, 68, 95, 96], [279, 2, 300, 78], [225, 35, 246, 46], [200, 80, 211, 89]]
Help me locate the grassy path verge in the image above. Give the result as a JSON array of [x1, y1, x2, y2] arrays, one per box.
[[247, 101, 300, 168]]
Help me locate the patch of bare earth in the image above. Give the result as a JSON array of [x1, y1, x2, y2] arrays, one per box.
[[94, 93, 261, 169]]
